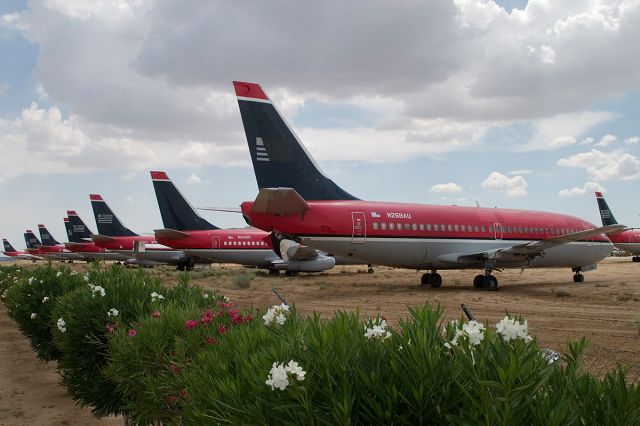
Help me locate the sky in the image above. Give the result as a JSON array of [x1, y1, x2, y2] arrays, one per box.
[[1, 0, 640, 251]]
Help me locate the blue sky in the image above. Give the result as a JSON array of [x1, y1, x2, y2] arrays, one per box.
[[1, 0, 640, 251]]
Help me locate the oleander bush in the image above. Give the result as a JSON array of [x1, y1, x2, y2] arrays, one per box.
[[51, 265, 212, 417], [105, 297, 251, 425], [0, 265, 23, 296], [2, 265, 85, 360]]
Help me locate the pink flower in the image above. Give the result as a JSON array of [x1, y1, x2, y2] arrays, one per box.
[[206, 337, 217, 344], [185, 319, 198, 330], [171, 365, 180, 375], [166, 395, 177, 405], [105, 324, 114, 334], [179, 389, 189, 399], [151, 311, 161, 318], [128, 329, 136, 337], [245, 314, 252, 322], [218, 325, 227, 334]]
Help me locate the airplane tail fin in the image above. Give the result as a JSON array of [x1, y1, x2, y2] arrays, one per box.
[[38, 224, 60, 246], [24, 229, 42, 248], [3, 238, 17, 253], [66, 210, 94, 241], [595, 192, 618, 226], [233, 81, 358, 201], [90, 194, 138, 237], [150, 171, 219, 231]]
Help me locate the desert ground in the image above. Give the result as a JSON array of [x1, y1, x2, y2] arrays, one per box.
[[1, 257, 639, 425]]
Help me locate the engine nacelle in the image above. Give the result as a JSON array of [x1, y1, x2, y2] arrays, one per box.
[[274, 256, 336, 272]]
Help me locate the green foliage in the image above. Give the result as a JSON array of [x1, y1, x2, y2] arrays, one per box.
[[232, 273, 253, 289], [105, 297, 251, 425], [2, 265, 85, 360], [51, 266, 211, 417]]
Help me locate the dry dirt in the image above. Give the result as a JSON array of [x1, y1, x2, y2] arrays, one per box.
[[1, 257, 639, 425]]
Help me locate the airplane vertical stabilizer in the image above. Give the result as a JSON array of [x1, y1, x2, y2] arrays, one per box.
[[595, 192, 619, 226], [38, 224, 60, 246], [3, 239, 17, 253], [66, 211, 95, 241], [90, 194, 138, 237], [24, 230, 41, 248], [233, 81, 358, 201], [150, 171, 219, 231]]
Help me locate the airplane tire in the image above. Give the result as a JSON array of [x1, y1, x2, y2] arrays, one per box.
[[268, 269, 280, 276], [573, 273, 584, 283], [367, 267, 374, 274], [473, 275, 484, 288], [285, 271, 297, 277], [483, 275, 498, 291], [420, 273, 431, 286], [430, 273, 442, 287]]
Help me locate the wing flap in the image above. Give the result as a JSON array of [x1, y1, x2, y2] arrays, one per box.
[[250, 188, 309, 216]]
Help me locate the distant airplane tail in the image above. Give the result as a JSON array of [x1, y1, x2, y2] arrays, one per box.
[[38, 224, 60, 246], [595, 192, 619, 226], [89, 194, 138, 237], [3, 238, 17, 253], [66, 210, 95, 241], [24, 229, 42, 249], [233, 81, 358, 201], [150, 171, 219, 231]]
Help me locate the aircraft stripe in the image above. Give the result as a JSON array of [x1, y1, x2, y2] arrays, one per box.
[[237, 96, 271, 104]]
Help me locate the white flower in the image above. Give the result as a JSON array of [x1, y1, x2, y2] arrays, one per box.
[[223, 295, 230, 303], [70, 271, 77, 276], [28, 277, 35, 284], [83, 274, 89, 282], [39, 279, 43, 283], [364, 318, 392, 341], [30, 313, 37, 319], [42, 296, 49, 303], [263, 304, 290, 326], [496, 316, 530, 342], [56, 271, 62, 277], [463, 320, 485, 346], [57, 318, 66, 333], [203, 293, 209, 299], [107, 308, 119, 317], [88, 284, 106, 298], [265, 360, 306, 391], [150, 292, 165, 302]]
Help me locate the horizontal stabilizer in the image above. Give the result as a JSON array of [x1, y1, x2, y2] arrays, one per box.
[[91, 234, 117, 243], [154, 228, 190, 240], [197, 207, 242, 213], [250, 188, 309, 216]]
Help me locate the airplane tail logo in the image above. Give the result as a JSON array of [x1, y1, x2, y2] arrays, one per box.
[[90, 194, 138, 237], [233, 81, 358, 201], [595, 192, 618, 226]]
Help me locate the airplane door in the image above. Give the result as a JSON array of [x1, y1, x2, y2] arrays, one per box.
[[494, 223, 503, 240], [351, 212, 366, 244], [212, 236, 220, 251]]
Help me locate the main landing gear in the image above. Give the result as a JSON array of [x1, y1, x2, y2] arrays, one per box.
[[421, 270, 442, 287], [571, 267, 584, 283], [367, 264, 375, 274], [473, 270, 498, 291], [632, 256, 640, 262]]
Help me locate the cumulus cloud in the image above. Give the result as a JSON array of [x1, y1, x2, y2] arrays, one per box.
[[595, 134, 617, 147], [431, 182, 463, 193], [185, 172, 202, 184], [579, 137, 594, 146], [481, 172, 527, 197], [558, 181, 606, 197], [625, 136, 640, 144], [557, 149, 640, 181]]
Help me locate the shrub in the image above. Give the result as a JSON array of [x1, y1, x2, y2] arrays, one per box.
[[232, 273, 253, 289], [51, 266, 212, 417], [106, 297, 251, 425], [2, 265, 85, 360]]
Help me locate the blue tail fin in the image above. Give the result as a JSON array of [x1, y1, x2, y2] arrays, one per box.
[[66, 210, 94, 241], [3, 238, 17, 253], [233, 81, 358, 201], [595, 192, 618, 226], [38, 224, 60, 246], [150, 171, 219, 231], [24, 230, 41, 248], [89, 194, 138, 237]]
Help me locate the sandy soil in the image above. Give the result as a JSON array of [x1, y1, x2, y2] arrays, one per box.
[[1, 257, 639, 425]]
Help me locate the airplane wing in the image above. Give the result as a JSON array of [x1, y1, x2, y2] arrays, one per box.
[[438, 224, 625, 267], [91, 234, 117, 243], [250, 188, 309, 216], [154, 228, 190, 240]]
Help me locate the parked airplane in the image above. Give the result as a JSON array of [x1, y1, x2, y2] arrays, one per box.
[[2, 238, 41, 260], [150, 171, 336, 273], [23, 229, 46, 256], [233, 81, 620, 289], [89, 194, 193, 269], [36, 224, 85, 261], [64, 211, 130, 262], [595, 191, 640, 261]]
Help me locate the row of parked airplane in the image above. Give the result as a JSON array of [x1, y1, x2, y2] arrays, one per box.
[[3, 81, 640, 290]]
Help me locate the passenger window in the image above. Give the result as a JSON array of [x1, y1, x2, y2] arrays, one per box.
[[405, 223, 411, 230], [390, 223, 395, 230], [373, 223, 379, 230], [461, 225, 466, 232], [489, 226, 494, 232], [427, 224, 432, 231], [475, 226, 479, 232], [397, 223, 402, 230], [481, 226, 486, 232], [507, 226, 512, 233], [454, 224, 459, 232], [412, 224, 417, 231], [419, 224, 424, 231], [447, 224, 453, 232], [381, 223, 387, 230], [434, 224, 439, 231]]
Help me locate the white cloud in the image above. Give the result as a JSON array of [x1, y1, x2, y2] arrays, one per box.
[[557, 149, 640, 181], [431, 182, 463, 193], [186, 172, 202, 184], [595, 134, 617, 147], [481, 172, 527, 197], [508, 169, 532, 175], [540, 45, 557, 64], [625, 136, 640, 144], [579, 137, 594, 146], [558, 181, 606, 197], [550, 136, 576, 148]]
